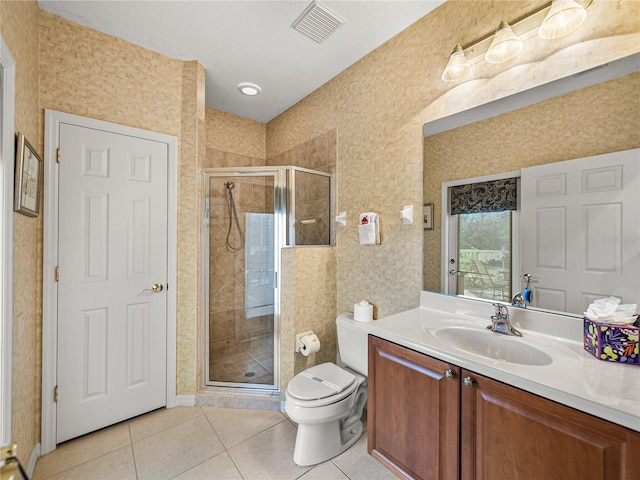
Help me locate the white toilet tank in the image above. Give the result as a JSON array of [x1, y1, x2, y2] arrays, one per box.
[[336, 313, 369, 376]]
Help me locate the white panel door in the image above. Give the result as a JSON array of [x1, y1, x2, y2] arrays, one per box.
[[520, 149, 640, 314], [57, 123, 168, 443]]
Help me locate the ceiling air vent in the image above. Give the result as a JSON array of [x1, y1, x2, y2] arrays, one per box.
[[291, 1, 344, 43]]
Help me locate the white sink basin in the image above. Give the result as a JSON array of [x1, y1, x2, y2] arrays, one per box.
[[431, 326, 553, 366]]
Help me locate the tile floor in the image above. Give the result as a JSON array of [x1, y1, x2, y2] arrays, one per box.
[[209, 336, 274, 385], [32, 406, 397, 480]]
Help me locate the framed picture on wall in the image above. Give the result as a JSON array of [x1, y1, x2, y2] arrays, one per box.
[[14, 133, 42, 217], [423, 203, 434, 230]]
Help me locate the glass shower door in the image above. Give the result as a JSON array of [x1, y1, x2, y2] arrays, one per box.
[[204, 171, 280, 389]]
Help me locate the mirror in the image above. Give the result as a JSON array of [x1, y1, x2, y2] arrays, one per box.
[[423, 53, 640, 316]]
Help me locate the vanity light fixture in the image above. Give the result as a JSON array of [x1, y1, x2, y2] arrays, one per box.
[[441, 0, 592, 82], [237, 82, 261, 96], [538, 0, 588, 39], [441, 44, 472, 82], [485, 21, 523, 64]]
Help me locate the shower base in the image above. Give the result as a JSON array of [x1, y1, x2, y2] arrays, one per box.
[[209, 333, 274, 385]]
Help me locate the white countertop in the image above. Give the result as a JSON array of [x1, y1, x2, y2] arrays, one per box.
[[360, 291, 640, 432]]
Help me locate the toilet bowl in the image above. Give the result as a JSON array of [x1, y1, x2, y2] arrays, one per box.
[[284, 313, 369, 466]]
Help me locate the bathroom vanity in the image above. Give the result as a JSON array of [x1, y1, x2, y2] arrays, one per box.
[[363, 292, 640, 480]]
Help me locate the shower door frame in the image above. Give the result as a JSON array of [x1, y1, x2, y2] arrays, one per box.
[[202, 167, 287, 391]]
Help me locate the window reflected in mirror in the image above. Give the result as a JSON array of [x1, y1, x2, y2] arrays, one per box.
[[452, 211, 512, 302]]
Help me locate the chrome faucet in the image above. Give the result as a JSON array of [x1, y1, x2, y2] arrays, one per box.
[[511, 292, 527, 308], [487, 303, 522, 337]]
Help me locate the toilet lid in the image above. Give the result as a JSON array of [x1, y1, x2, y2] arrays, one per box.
[[287, 363, 356, 401]]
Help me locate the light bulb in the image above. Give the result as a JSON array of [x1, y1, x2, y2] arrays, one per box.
[[539, 0, 587, 39], [485, 21, 523, 64], [442, 45, 471, 82]]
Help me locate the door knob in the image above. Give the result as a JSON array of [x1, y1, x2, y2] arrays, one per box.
[[143, 283, 164, 294]]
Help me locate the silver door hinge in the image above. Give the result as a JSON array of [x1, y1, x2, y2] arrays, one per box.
[[56, 148, 61, 163], [55, 266, 60, 282], [53, 386, 59, 402]]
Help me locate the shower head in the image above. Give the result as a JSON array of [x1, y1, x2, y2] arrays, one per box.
[[224, 181, 235, 190]]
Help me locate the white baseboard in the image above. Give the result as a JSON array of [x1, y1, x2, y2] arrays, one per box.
[[175, 395, 196, 407], [27, 442, 41, 478]]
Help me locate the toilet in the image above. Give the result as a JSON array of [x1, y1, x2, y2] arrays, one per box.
[[285, 312, 369, 466]]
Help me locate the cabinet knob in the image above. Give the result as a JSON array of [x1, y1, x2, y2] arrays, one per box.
[[463, 376, 474, 388], [444, 369, 454, 380]]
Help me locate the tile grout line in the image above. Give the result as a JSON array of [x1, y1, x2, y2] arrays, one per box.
[[201, 408, 246, 479], [229, 416, 301, 480], [127, 420, 140, 480], [37, 406, 387, 480], [35, 443, 134, 480], [331, 460, 352, 480], [137, 407, 220, 480], [129, 406, 206, 443], [129, 407, 210, 479], [202, 409, 295, 478], [203, 408, 290, 451], [34, 419, 137, 480]]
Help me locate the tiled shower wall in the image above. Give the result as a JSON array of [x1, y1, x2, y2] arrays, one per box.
[[294, 171, 331, 246], [267, 129, 337, 246]]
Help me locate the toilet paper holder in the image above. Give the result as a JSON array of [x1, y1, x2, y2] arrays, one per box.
[[295, 330, 315, 352]]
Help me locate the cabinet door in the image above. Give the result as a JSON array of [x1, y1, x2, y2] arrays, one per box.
[[461, 370, 640, 480], [368, 336, 460, 480]]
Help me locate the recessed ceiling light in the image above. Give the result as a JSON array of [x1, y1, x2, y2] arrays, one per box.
[[238, 82, 261, 96]]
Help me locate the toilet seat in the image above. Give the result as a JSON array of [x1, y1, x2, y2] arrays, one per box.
[[286, 363, 358, 407]]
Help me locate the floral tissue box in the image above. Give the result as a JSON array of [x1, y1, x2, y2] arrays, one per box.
[[583, 317, 639, 365]]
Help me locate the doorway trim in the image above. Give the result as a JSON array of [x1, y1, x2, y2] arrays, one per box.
[[41, 110, 178, 454], [0, 35, 16, 447], [440, 170, 521, 297]]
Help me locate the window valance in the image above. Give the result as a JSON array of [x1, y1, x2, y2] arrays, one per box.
[[450, 177, 517, 215]]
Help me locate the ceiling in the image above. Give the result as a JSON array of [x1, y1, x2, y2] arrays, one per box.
[[38, 0, 445, 123]]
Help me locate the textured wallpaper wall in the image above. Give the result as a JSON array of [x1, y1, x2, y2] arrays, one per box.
[[178, 61, 206, 395], [3, 0, 639, 465], [205, 108, 266, 160], [39, 12, 183, 136], [2, 0, 42, 466], [266, 0, 640, 319], [280, 246, 337, 394]]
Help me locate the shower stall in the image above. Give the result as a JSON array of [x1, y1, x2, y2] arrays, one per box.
[[203, 166, 333, 390]]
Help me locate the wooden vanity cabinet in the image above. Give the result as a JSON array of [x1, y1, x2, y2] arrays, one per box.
[[461, 370, 640, 480], [368, 335, 640, 480], [367, 335, 460, 479]]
